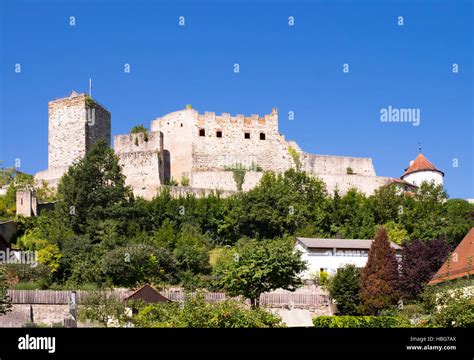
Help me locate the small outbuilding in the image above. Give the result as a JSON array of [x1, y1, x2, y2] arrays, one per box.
[[124, 284, 171, 304]]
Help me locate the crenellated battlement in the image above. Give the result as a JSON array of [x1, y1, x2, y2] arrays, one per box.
[[197, 107, 278, 129]]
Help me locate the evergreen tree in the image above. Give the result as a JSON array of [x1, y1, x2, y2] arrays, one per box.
[[359, 227, 400, 315], [329, 264, 361, 315]]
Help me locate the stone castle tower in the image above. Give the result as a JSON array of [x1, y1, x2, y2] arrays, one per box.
[[36, 91, 111, 185]]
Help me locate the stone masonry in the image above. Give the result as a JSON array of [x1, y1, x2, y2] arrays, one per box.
[[31, 91, 400, 201]]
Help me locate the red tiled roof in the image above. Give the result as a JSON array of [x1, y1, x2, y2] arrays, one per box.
[[401, 153, 444, 178], [429, 228, 474, 285]]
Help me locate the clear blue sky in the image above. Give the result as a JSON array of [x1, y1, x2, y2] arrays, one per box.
[[0, 0, 472, 198]]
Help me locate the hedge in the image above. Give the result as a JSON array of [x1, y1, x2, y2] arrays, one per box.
[[313, 316, 411, 328]]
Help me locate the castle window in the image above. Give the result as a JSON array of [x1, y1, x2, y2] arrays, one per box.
[[260, 133, 266, 140], [244, 132, 250, 139], [20, 198, 23, 205], [199, 129, 205, 137], [180, 123, 183, 127], [216, 131, 222, 138]]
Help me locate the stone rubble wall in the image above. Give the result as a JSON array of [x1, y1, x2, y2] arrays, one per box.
[[301, 153, 376, 176], [190, 170, 264, 192], [48, 95, 88, 168], [114, 132, 164, 199]]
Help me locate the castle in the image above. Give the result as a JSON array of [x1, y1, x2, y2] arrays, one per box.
[[26, 91, 444, 203]]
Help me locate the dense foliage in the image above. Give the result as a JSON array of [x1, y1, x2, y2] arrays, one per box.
[[313, 315, 410, 328], [399, 238, 450, 300], [0, 267, 12, 315], [2, 141, 472, 297], [132, 292, 284, 328], [328, 265, 361, 315]]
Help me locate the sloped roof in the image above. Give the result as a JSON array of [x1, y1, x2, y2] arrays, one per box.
[[429, 228, 474, 285], [385, 177, 418, 188], [296, 237, 402, 250], [401, 153, 444, 178], [124, 284, 171, 303]]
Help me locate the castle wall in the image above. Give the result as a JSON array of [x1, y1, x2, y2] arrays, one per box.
[[85, 100, 111, 149], [151, 110, 195, 182], [16, 189, 36, 217], [114, 132, 164, 199], [45, 92, 110, 184], [35, 166, 69, 187], [316, 174, 389, 196], [190, 170, 263, 192], [301, 153, 376, 176], [48, 95, 87, 168], [191, 109, 294, 173]]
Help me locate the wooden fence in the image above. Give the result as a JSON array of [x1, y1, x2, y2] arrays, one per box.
[[7, 289, 330, 308]]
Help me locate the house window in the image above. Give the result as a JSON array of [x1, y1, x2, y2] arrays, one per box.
[[244, 132, 250, 139], [199, 129, 205, 137], [260, 133, 266, 140], [216, 131, 222, 138]]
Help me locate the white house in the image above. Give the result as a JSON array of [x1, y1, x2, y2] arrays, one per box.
[[295, 237, 402, 279]]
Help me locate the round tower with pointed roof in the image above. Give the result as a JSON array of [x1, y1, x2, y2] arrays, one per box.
[[400, 153, 444, 187]]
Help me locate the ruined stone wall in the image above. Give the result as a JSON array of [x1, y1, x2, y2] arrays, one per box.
[[191, 108, 294, 174], [190, 170, 263, 192], [114, 132, 164, 199], [85, 100, 111, 149], [151, 109, 195, 183], [45, 92, 110, 184], [15, 189, 36, 217], [48, 95, 87, 168], [0, 305, 71, 327], [316, 174, 389, 195], [301, 153, 376, 176]]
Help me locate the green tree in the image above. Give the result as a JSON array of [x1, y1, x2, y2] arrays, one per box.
[[101, 244, 176, 287], [331, 188, 375, 239], [57, 140, 132, 233], [17, 229, 62, 273], [230, 170, 327, 240], [384, 220, 409, 245], [173, 224, 211, 279], [329, 264, 361, 315], [442, 199, 474, 247], [359, 227, 400, 315], [399, 182, 447, 241], [78, 291, 129, 327], [0, 267, 12, 315], [215, 238, 307, 308]]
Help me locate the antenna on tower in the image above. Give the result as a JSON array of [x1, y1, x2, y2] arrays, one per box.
[[89, 78, 92, 97]]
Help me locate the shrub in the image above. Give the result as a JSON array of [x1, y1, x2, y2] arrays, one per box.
[[313, 316, 410, 328], [313, 270, 330, 288], [329, 265, 361, 315], [180, 175, 190, 187], [1, 263, 51, 287], [133, 292, 284, 328]]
